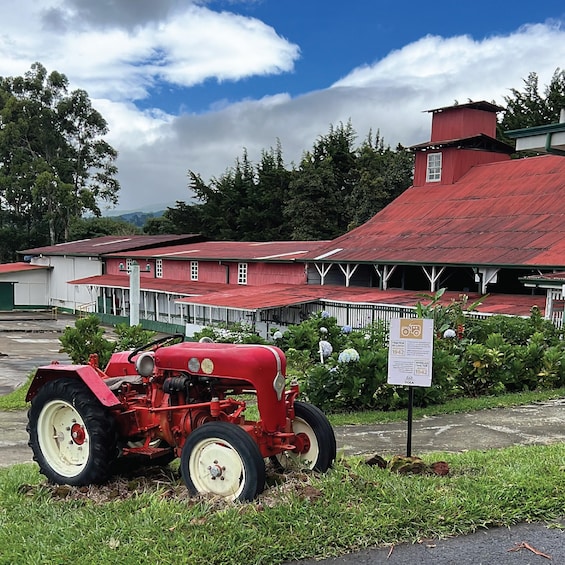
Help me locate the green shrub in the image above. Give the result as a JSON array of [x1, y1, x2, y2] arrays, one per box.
[[191, 301, 565, 414], [193, 322, 266, 344], [113, 323, 156, 350], [465, 307, 562, 346], [59, 315, 116, 366], [60, 316, 158, 368]]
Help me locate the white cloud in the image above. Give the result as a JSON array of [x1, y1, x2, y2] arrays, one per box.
[[106, 22, 565, 210], [0, 0, 299, 101], [1, 3, 565, 212]]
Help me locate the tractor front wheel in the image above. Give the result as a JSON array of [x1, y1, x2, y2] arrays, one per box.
[[181, 422, 265, 502], [273, 401, 337, 472], [27, 378, 117, 486]]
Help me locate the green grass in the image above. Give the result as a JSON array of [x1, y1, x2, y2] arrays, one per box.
[[1, 445, 564, 564], [327, 387, 565, 426], [0, 373, 33, 410], [2, 382, 565, 563]]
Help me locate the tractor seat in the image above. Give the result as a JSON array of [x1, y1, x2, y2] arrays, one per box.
[[104, 375, 144, 391]]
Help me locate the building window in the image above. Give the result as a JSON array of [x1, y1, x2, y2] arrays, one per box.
[[238, 263, 248, 285], [156, 258, 163, 278], [190, 261, 198, 281], [426, 152, 442, 182]]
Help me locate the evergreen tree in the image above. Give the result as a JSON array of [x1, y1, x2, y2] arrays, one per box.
[[348, 132, 413, 229], [499, 68, 565, 143], [284, 122, 357, 239]]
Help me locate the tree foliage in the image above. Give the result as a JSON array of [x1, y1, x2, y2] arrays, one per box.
[[499, 68, 565, 143], [163, 124, 413, 241], [69, 216, 141, 241], [0, 62, 120, 260]]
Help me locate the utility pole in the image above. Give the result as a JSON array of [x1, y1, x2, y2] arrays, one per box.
[[129, 261, 140, 326]]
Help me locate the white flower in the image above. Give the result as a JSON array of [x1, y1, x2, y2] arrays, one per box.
[[338, 348, 360, 363], [273, 330, 283, 340], [319, 326, 328, 334], [443, 328, 457, 339], [319, 340, 333, 358]]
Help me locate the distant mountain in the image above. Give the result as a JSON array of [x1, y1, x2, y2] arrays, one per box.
[[111, 210, 166, 228]]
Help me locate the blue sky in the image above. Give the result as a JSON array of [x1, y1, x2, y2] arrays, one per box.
[[1, 1, 565, 211]]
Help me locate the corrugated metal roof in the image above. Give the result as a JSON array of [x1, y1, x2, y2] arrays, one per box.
[[426, 101, 504, 114], [104, 240, 330, 262], [68, 274, 230, 295], [409, 134, 513, 153], [18, 234, 203, 257], [69, 275, 543, 316], [176, 285, 543, 316], [0, 262, 50, 274], [304, 155, 565, 268]]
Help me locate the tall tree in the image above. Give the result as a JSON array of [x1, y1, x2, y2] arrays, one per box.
[[348, 132, 414, 229], [245, 142, 291, 240], [0, 62, 119, 257], [284, 122, 358, 240], [499, 68, 565, 142], [184, 144, 291, 241]]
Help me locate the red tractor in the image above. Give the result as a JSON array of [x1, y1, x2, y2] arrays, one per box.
[[25, 335, 336, 501]]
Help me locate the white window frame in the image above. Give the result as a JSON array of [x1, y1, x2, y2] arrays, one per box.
[[190, 261, 198, 281], [126, 258, 134, 272], [155, 258, 163, 279], [238, 262, 248, 285], [426, 152, 442, 182]]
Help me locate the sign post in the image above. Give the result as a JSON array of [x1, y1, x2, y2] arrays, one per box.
[[387, 318, 434, 456]]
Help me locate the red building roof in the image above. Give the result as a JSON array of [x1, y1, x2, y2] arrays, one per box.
[[105, 240, 329, 262], [304, 154, 565, 268], [176, 285, 541, 316], [18, 234, 203, 257], [0, 262, 50, 274], [70, 274, 543, 316]]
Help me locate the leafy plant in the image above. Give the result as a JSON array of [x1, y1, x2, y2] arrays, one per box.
[[60, 316, 158, 368], [59, 315, 116, 367], [113, 323, 156, 350], [193, 322, 266, 344]]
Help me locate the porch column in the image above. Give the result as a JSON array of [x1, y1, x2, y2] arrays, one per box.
[[338, 263, 359, 287], [422, 266, 446, 292]]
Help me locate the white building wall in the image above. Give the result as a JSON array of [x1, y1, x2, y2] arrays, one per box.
[[31, 255, 102, 312], [0, 270, 50, 307]]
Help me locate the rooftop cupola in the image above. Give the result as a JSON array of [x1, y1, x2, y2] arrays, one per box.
[[410, 101, 514, 187]]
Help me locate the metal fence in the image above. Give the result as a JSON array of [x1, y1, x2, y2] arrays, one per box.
[[320, 300, 496, 328]]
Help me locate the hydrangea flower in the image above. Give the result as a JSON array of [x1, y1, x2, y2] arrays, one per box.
[[321, 311, 330, 319], [338, 348, 360, 363], [272, 330, 283, 340], [319, 340, 333, 358], [319, 326, 328, 334], [443, 328, 456, 339], [341, 325, 352, 334]]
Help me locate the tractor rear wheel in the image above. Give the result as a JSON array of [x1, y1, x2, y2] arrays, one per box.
[[272, 401, 336, 472], [181, 422, 265, 502], [27, 378, 117, 486]]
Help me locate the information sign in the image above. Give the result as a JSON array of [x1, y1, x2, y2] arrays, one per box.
[[387, 318, 434, 387]]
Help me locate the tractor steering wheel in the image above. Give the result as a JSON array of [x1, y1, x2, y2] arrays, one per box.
[[127, 333, 185, 363]]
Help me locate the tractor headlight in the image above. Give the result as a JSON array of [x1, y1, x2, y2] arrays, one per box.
[[136, 352, 155, 377]]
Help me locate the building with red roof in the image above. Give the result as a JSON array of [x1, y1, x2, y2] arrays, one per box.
[[304, 102, 565, 300], [5, 101, 564, 334]]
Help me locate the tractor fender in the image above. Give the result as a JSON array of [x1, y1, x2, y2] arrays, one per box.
[[25, 363, 122, 408]]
